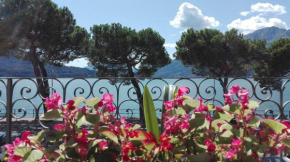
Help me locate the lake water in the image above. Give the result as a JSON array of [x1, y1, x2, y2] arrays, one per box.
[[0, 78, 290, 119]]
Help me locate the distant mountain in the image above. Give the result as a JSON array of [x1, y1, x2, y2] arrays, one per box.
[[153, 60, 195, 78], [244, 26, 290, 46], [0, 57, 96, 77]]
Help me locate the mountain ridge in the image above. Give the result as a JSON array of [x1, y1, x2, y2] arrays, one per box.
[[244, 26, 290, 46]]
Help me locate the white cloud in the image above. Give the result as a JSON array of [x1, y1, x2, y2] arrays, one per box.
[[227, 16, 288, 34], [240, 11, 250, 16], [170, 2, 219, 29], [164, 43, 176, 48], [170, 34, 177, 36], [240, 3, 286, 16], [251, 3, 286, 15]]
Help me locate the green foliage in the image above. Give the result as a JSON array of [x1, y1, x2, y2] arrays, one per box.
[[175, 28, 265, 77], [41, 109, 62, 120], [0, 0, 90, 65], [175, 28, 267, 93], [88, 23, 171, 78], [263, 119, 287, 134], [0, 0, 90, 99], [253, 38, 290, 89], [22, 150, 44, 162], [143, 85, 160, 141]]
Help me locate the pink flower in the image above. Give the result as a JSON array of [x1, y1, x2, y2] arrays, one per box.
[[231, 139, 242, 150], [223, 149, 238, 160], [194, 98, 208, 113], [120, 116, 133, 128], [76, 147, 89, 159], [144, 132, 157, 144], [75, 128, 89, 147], [81, 106, 87, 114], [204, 139, 216, 152], [229, 85, 241, 95], [67, 100, 76, 111], [45, 93, 62, 110], [121, 142, 135, 161], [224, 94, 232, 105], [164, 101, 173, 111], [216, 106, 223, 112], [5, 138, 23, 162], [177, 86, 189, 96], [21, 131, 31, 146], [98, 142, 108, 151], [158, 135, 173, 151], [54, 124, 65, 131], [102, 93, 116, 113]]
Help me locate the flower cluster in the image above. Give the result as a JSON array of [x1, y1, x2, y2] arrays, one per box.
[[5, 85, 290, 162]]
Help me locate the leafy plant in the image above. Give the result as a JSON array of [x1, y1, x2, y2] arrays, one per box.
[[5, 85, 290, 162]]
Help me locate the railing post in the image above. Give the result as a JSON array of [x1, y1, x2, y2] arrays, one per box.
[[6, 78, 13, 144]]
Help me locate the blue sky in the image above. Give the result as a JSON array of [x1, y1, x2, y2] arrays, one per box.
[[51, 0, 290, 67]]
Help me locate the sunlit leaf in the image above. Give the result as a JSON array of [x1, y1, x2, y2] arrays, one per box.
[[263, 119, 286, 134], [101, 130, 119, 144], [86, 97, 101, 107], [143, 85, 160, 142], [41, 109, 62, 120], [247, 101, 259, 109], [73, 97, 86, 107], [22, 150, 44, 162]]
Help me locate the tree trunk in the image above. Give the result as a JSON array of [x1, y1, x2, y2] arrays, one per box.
[[217, 78, 228, 94], [29, 41, 49, 113], [127, 64, 144, 122]]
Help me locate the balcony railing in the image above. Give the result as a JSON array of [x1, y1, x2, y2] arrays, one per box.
[[0, 77, 290, 144]]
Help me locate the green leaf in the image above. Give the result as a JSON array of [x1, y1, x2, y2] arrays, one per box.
[[66, 147, 80, 159], [219, 123, 232, 130], [213, 111, 234, 122], [22, 150, 44, 162], [47, 131, 65, 142], [143, 85, 160, 142], [132, 124, 141, 130], [247, 101, 259, 109], [55, 154, 65, 162], [248, 117, 260, 128], [263, 119, 287, 134], [76, 113, 100, 127], [101, 130, 119, 144], [86, 97, 101, 107], [186, 153, 210, 162], [65, 140, 78, 148], [14, 147, 31, 157], [207, 103, 215, 111], [88, 139, 103, 150], [223, 104, 242, 114], [189, 113, 209, 130], [211, 119, 227, 131], [233, 128, 244, 138], [176, 107, 186, 115], [283, 138, 290, 147], [86, 114, 100, 125], [41, 109, 62, 120], [144, 142, 156, 152], [129, 130, 147, 141], [28, 130, 46, 143], [183, 98, 200, 112], [73, 97, 86, 107], [220, 130, 234, 138]]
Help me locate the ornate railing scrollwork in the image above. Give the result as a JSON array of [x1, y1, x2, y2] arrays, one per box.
[[0, 77, 290, 142]]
